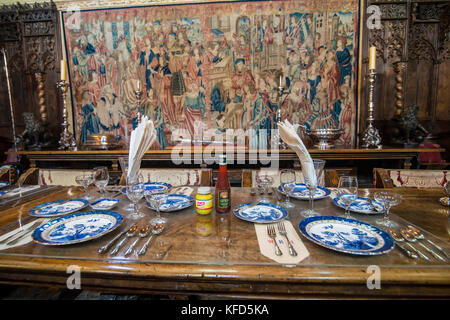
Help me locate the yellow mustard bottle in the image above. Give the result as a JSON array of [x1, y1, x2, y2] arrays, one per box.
[[196, 187, 213, 215]]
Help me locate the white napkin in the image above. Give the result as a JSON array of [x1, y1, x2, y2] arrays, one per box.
[[127, 114, 157, 182], [278, 119, 317, 187], [254, 221, 309, 265]]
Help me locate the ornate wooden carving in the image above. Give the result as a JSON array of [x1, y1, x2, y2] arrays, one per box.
[[0, 1, 60, 150]]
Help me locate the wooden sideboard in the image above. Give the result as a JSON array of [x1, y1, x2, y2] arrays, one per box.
[[7, 147, 445, 171]]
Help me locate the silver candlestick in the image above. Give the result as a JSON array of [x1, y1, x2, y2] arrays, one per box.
[[361, 69, 382, 149], [135, 88, 142, 125], [275, 82, 288, 149], [57, 80, 77, 150]]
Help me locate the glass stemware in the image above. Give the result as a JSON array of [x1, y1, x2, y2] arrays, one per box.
[[145, 188, 168, 226], [126, 180, 145, 220], [301, 159, 326, 217], [280, 169, 296, 208], [93, 166, 109, 196], [337, 176, 358, 218], [75, 174, 94, 200], [255, 171, 274, 203], [374, 191, 402, 228]]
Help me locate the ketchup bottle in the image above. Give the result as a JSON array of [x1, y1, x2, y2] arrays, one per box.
[[215, 155, 231, 213]]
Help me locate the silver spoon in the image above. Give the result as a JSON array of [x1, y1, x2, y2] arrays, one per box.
[[399, 229, 431, 261], [388, 229, 418, 259], [110, 225, 138, 255], [124, 225, 151, 256], [406, 226, 448, 260], [137, 223, 165, 256]]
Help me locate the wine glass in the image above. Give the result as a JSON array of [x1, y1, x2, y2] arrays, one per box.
[[145, 188, 168, 226], [301, 159, 326, 217], [126, 180, 145, 220], [75, 174, 94, 200], [280, 169, 296, 208], [93, 166, 109, 196], [118, 156, 128, 182], [374, 191, 402, 228], [337, 176, 358, 218], [255, 171, 274, 203]]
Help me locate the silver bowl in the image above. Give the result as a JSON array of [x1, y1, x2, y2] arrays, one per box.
[[305, 128, 344, 149]]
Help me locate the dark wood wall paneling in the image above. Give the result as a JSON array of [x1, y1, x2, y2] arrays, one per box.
[[362, 0, 450, 159], [0, 1, 61, 161]]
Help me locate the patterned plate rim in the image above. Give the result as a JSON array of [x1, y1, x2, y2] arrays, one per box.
[[145, 194, 194, 212], [90, 198, 120, 210], [277, 184, 331, 200], [298, 215, 394, 256], [29, 199, 89, 217], [332, 196, 385, 215], [32, 210, 123, 246], [0, 181, 10, 189], [233, 202, 288, 224]]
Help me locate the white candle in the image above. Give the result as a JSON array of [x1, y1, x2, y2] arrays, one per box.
[[279, 75, 282, 87], [60, 60, 67, 81], [369, 47, 376, 70]]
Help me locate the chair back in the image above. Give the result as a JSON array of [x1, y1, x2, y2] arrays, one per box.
[[374, 168, 449, 188]]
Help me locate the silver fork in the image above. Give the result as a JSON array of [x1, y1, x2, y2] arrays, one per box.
[[277, 222, 297, 256], [267, 225, 282, 256]]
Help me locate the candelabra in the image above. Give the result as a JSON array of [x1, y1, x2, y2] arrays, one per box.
[[361, 69, 382, 149], [57, 80, 77, 150]]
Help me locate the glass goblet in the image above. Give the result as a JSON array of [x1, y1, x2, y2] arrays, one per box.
[[280, 169, 296, 208], [93, 166, 109, 196], [145, 188, 168, 226], [337, 176, 358, 218], [374, 191, 402, 228], [256, 171, 274, 203], [301, 159, 326, 217], [75, 174, 94, 200], [126, 181, 145, 220]]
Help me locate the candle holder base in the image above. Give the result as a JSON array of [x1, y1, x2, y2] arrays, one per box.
[[361, 123, 382, 149]]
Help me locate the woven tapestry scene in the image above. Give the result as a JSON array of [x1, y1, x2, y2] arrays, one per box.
[[63, 0, 360, 149]]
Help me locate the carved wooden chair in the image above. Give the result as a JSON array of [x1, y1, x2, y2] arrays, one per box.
[[17, 168, 94, 186], [118, 168, 212, 187], [373, 168, 449, 188]]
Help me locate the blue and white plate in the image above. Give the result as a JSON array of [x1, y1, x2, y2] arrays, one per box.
[[278, 183, 331, 200], [32, 210, 123, 246], [29, 199, 89, 217], [333, 196, 385, 215], [122, 182, 172, 194], [298, 216, 394, 256], [233, 202, 288, 223], [0, 181, 10, 189], [90, 198, 120, 210], [146, 194, 194, 212]]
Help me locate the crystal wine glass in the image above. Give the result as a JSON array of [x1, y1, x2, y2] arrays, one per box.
[[93, 166, 109, 196], [301, 159, 326, 217], [145, 188, 168, 226], [337, 176, 358, 218], [280, 169, 296, 208], [374, 191, 402, 228], [75, 174, 94, 200], [126, 180, 145, 220], [255, 171, 274, 203]]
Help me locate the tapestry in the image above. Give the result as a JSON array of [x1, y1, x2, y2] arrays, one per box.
[[62, 0, 360, 149]]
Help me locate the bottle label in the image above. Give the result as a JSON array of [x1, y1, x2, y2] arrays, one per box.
[[217, 190, 230, 208]]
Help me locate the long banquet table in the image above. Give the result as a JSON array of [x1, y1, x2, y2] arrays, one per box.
[[0, 185, 449, 299]]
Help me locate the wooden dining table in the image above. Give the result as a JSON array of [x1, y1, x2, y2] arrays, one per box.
[[0, 185, 448, 299]]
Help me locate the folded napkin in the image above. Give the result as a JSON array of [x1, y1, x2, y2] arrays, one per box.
[[278, 120, 317, 188], [254, 221, 309, 264], [128, 114, 157, 183]]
